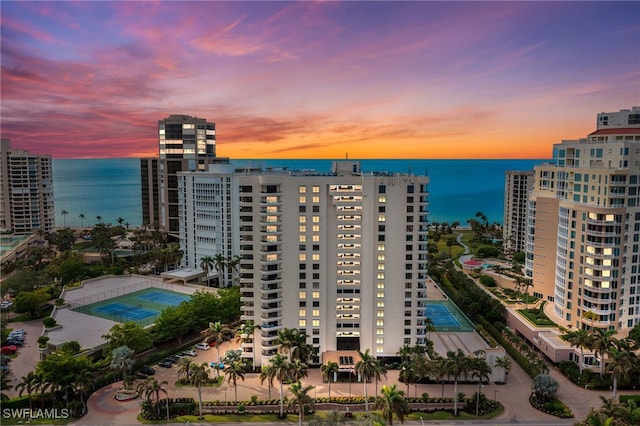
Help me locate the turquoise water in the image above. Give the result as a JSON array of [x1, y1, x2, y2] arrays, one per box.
[[425, 300, 475, 332], [0, 235, 30, 255], [53, 158, 547, 228]]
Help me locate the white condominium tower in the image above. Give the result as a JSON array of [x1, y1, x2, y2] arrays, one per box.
[[0, 139, 55, 234], [178, 161, 429, 366], [526, 107, 640, 332], [503, 170, 534, 255]]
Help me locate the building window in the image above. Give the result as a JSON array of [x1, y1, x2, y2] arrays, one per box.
[[299, 319, 306, 327], [299, 309, 306, 317], [299, 186, 306, 193]]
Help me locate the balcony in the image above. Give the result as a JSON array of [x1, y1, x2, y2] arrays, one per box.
[[260, 312, 283, 323]]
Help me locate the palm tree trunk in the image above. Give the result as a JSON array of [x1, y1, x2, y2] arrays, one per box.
[[453, 380, 459, 416], [198, 384, 203, 418], [612, 377, 618, 401], [279, 381, 285, 418], [363, 377, 369, 414]]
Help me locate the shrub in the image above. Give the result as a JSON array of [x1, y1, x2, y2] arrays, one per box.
[[43, 317, 57, 328]]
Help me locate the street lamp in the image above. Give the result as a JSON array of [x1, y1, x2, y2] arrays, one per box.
[[494, 389, 498, 401], [166, 390, 170, 423]]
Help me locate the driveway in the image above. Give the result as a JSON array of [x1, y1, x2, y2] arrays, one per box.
[[3, 317, 44, 396]]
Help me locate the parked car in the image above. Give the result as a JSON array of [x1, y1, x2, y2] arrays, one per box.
[[5, 340, 23, 347], [140, 366, 156, 375], [158, 360, 173, 368], [1, 365, 9, 372], [0, 355, 11, 365], [1, 346, 17, 354], [194, 342, 210, 351], [182, 349, 197, 357], [166, 355, 180, 363]]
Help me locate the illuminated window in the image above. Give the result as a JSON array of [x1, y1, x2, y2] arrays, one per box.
[[299, 186, 307, 193], [376, 338, 384, 344], [377, 273, 385, 280], [378, 196, 386, 203], [377, 264, 385, 270], [376, 328, 384, 335], [299, 292, 306, 299], [313, 196, 320, 203], [376, 320, 384, 326], [377, 254, 385, 261], [377, 291, 385, 298], [312, 292, 320, 299], [378, 215, 386, 222], [377, 311, 384, 318], [312, 310, 320, 317], [312, 320, 320, 327], [299, 216, 306, 223], [377, 282, 385, 289], [299, 309, 306, 317], [299, 225, 306, 233], [299, 235, 307, 242], [299, 319, 306, 327], [313, 216, 320, 223], [299, 196, 306, 203], [313, 225, 320, 232], [377, 301, 385, 308], [312, 186, 320, 193], [376, 347, 384, 353], [378, 244, 385, 251], [312, 254, 320, 261], [312, 235, 320, 242]]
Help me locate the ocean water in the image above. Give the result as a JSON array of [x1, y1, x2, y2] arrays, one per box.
[[53, 158, 547, 228]]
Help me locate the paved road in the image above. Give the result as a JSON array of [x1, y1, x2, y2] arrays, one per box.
[[3, 318, 44, 395]]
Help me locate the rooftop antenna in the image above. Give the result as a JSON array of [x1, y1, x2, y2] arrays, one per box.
[[346, 152, 349, 159]]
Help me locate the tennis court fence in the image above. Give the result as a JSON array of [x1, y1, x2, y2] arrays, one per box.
[[67, 280, 190, 310]]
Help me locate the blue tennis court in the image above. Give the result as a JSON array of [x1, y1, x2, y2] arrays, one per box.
[[426, 304, 461, 327], [425, 300, 475, 332], [94, 302, 157, 321], [135, 290, 190, 305]]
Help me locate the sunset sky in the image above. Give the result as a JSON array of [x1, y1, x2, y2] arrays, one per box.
[[1, 1, 638, 159]]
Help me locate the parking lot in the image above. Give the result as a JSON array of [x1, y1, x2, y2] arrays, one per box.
[[2, 318, 44, 395]]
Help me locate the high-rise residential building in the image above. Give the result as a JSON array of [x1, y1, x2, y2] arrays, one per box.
[[0, 139, 55, 234], [526, 107, 640, 332], [141, 114, 227, 236], [178, 161, 429, 367], [503, 170, 534, 255]]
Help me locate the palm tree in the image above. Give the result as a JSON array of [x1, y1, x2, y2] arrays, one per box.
[[583, 310, 598, 330], [277, 328, 298, 360], [425, 317, 436, 340], [177, 358, 194, 383], [494, 356, 512, 384], [374, 384, 409, 425], [200, 255, 215, 276], [399, 361, 418, 398], [223, 360, 246, 402], [606, 340, 638, 401], [470, 356, 492, 416], [16, 372, 37, 409], [236, 320, 261, 370], [288, 381, 315, 426], [227, 254, 242, 284], [444, 349, 471, 416], [590, 328, 617, 376], [269, 353, 293, 418], [522, 278, 533, 308], [110, 345, 134, 385], [259, 364, 275, 400], [289, 358, 309, 383], [430, 356, 448, 399], [320, 361, 339, 400], [201, 321, 233, 372], [96, 215, 102, 224], [61, 210, 68, 228], [117, 217, 125, 227], [355, 348, 378, 416], [1, 372, 12, 401], [213, 253, 226, 285], [79, 213, 85, 230], [136, 377, 168, 417], [189, 362, 210, 419], [563, 329, 592, 373]]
